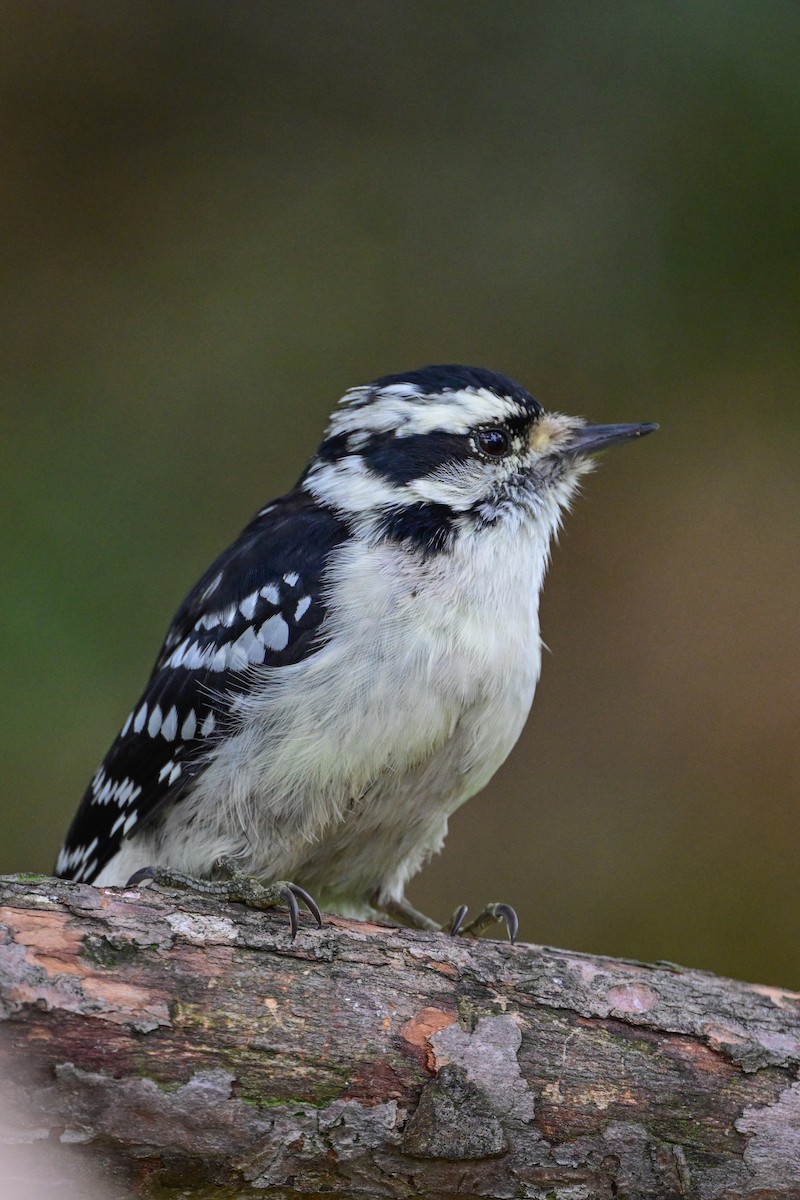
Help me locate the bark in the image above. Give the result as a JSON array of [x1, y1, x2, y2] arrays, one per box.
[[1, 875, 799, 1200]]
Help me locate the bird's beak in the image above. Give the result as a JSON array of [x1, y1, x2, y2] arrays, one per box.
[[565, 422, 658, 458]]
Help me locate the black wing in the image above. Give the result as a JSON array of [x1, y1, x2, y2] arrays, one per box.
[[56, 490, 348, 883]]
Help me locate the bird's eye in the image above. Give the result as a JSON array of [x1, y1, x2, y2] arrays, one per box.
[[475, 426, 513, 458]]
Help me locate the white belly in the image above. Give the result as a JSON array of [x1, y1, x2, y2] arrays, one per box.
[[100, 520, 548, 908]]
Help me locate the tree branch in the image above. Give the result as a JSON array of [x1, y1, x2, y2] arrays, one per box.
[[1, 875, 799, 1198]]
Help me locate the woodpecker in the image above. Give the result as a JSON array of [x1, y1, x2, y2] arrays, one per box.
[[56, 365, 656, 940]]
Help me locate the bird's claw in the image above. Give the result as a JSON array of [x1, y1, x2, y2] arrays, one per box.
[[126, 866, 155, 886], [449, 903, 469, 937], [449, 901, 519, 944], [493, 902, 519, 944], [123, 864, 322, 940], [278, 881, 323, 939]]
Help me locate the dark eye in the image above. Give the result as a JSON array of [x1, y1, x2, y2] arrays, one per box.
[[475, 426, 513, 458]]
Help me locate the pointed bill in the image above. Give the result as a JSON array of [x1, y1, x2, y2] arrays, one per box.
[[566, 422, 658, 457]]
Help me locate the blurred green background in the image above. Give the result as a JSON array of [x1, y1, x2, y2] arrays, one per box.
[[3, 1, 799, 987]]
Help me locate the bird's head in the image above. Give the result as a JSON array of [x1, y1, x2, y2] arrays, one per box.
[[302, 365, 656, 553]]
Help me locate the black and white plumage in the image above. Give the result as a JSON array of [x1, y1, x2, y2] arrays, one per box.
[[56, 492, 345, 885], [57, 365, 655, 931]]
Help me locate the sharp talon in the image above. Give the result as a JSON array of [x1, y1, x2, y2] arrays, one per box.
[[280, 884, 300, 939], [126, 867, 155, 887], [495, 903, 519, 944], [450, 904, 469, 937], [290, 884, 323, 928]]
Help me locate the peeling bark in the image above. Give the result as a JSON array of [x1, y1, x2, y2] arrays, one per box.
[[1, 875, 800, 1199]]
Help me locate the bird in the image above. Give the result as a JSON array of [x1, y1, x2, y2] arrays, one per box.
[[55, 365, 656, 940]]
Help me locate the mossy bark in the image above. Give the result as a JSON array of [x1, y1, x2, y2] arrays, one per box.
[[1, 875, 799, 1199]]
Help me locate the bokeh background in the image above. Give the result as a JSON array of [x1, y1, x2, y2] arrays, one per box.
[[3, 1, 799, 987]]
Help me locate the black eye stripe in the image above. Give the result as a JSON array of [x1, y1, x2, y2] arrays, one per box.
[[364, 431, 473, 484], [475, 426, 513, 458]]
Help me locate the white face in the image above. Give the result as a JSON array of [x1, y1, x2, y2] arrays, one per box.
[[304, 380, 593, 527]]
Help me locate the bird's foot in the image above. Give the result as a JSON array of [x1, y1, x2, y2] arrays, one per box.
[[374, 894, 442, 932], [126, 857, 322, 940], [374, 894, 518, 943], [449, 902, 519, 944]]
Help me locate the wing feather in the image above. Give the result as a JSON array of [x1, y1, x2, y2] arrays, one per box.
[[56, 491, 347, 882]]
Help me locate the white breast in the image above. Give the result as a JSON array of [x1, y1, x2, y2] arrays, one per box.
[[111, 516, 553, 907]]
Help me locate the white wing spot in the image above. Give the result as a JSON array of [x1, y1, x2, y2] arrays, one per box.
[[259, 614, 290, 652], [168, 763, 182, 785], [260, 584, 280, 605], [294, 595, 311, 621], [196, 602, 237, 632], [147, 704, 163, 738], [122, 812, 138, 836], [201, 711, 216, 738], [211, 646, 229, 672], [180, 641, 215, 670], [158, 760, 175, 783], [161, 706, 178, 740], [93, 775, 141, 807], [239, 591, 260, 621], [181, 709, 197, 740], [58, 837, 99, 879], [230, 625, 264, 667], [121, 711, 133, 737], [167, 639, 188, 667], [178, 642, 199, 668], [133, 704, 148, 734], [283, 572, 299, 587]]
